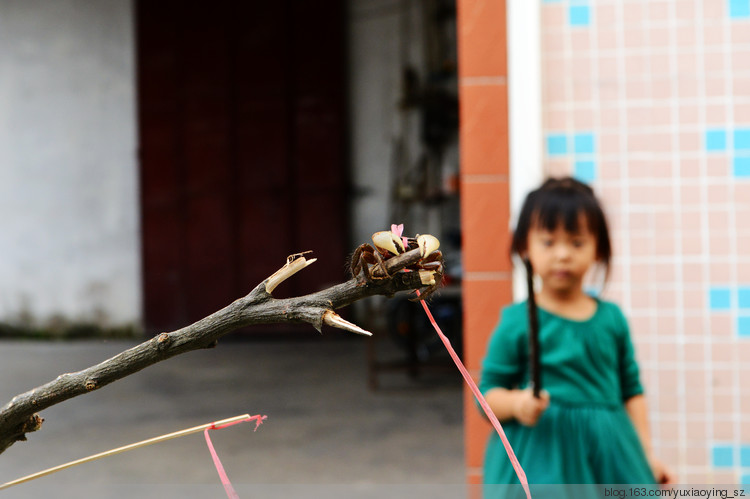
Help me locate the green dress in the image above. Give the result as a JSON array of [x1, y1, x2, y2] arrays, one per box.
[[480, 299, 655, 495]]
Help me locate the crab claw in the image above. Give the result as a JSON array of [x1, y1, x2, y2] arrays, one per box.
[[416, 234, 440, 257], [372, 231, 405, 255]]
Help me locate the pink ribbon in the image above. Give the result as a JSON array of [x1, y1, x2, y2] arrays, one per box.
[[204, 415, 267, 499]]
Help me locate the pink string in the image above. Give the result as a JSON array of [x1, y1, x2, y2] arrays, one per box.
[[418, 296, 532, 499], [204, 415, 267, 499]]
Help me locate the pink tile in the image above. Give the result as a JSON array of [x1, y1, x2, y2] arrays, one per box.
[[542, 31, 565, 54], [732, 50, 750, 72], [650, 78, 672, 100], [681, 235, 704, 256], [656, 314, 678, 336], [625, 53, 648, 75], [680, 132, 702, 152], [630, 288, 653, 310], [708, 262, 732, 281], [571, 31, 590, 52], [712, 344, 736, 365], [705, 76, 726, 98], [713, 419, 735, 440], [734, 75, 750, 98], [711, 366, 735, 390], [683, 315, 705, 335], [626, 80, 650, 100], [677, 25, 697, 46], [680, 158, 701, 176], [678, 76, 700, 98], [712, 393, 735, 414], [705, 104, 727, 124], [707, 183, 731, 203], [572, 108, 595, 128], [737, 260, 750, 282], [544, 108, 567, 129], [596, 4, 617, 26], [685, 446, 708, 467], [704, 51, 725, 74], [731, 24, 750, 43], [544, 79, 567, 101], [658, 369, 679, 392], [709, 235, 732, 256], [544, 159, 570, 178], [649, 1, 670, 21], [677, 53, 697, 74], [685, 419, 708, 442], [708, 210, 730, 231], [684, 342, 705, 362], [678, 104, 700, 124], [736, 103, 750, 122], [655, 236, 676, 256], [703, 23, 725, 46], [597, 28, 618, 51], [682, 263, 704, 283], [623, 2, 646, 23], [683, 289, 705, 310], [706, 156, 730, 177], [735, 180, 750, 205], [598, 56, 618, 78], [600, 105, 620, 127], [624, 28, 646, 49], [704, 2, 726, 20], [658, 419, 680, 441], [655, 262, 677, 282], [573, 78, 594, 102], [541, 4, 566, 25], [681, 183, 702, 203], [709, 315, 733, 338], [630, 263, 652, 283], [600, 133, 621, 154], [649, 27, 671, 48]]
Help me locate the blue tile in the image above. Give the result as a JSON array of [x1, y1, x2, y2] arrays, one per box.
[[569, 5, 591, 26], [706, 129, 727, 151], [741, 445, 750, 467], [574, 160, 597, 183], [710, 288, 732, 310], [542, 0, 563, 3], [730, 0, 750, 18], [735, 129, 750, 150], [547, 134, 568, 156], [734, 156, 750, 177], [713, 445, 734, 467], [574, 133, 595, 154], [743, 474, 750, 486], [740, 287, 750, 309], [739, 316, 750, 337]]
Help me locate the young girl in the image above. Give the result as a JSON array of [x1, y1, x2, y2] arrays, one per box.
[[480, 177, 673, 489]]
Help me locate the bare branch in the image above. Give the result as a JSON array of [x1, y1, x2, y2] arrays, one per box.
[[0, 246, 438, 455]]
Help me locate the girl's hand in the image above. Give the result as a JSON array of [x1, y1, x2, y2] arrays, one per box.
[[513, 388, 550, 426], [649, 456, 676, 485]]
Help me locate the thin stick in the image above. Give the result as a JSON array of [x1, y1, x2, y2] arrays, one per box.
[[0, 414, 252, 490]]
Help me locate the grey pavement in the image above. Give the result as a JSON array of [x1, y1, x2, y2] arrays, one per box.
[[0, 337, 466, 498]]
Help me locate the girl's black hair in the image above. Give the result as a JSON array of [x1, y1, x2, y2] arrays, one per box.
[[513, 177, 612, 399], [511, 176, 612, 270]]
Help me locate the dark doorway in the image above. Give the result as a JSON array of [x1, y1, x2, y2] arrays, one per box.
[[136, 1, 348, 334]]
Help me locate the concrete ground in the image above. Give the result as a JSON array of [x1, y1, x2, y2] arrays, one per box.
[[0, 336, 466, 498]]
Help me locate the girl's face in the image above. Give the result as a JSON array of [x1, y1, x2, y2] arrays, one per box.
[[526, 214, 598, 296]]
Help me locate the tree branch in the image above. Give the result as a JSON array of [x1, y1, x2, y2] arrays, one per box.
[[0, 246, 437, 455]]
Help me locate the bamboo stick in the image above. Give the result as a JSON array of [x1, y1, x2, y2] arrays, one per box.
[[0, 413, 252, 490]]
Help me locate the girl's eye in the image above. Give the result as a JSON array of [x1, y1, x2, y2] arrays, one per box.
[[572, 239, 585, 248], [541, 238, 554, 247]]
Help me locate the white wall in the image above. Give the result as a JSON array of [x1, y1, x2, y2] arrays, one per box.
[[0, 0, 139, 327], [347, 0, 426, 245]]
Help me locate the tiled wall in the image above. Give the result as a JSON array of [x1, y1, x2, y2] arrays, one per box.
[[540, 0, 750, 484]]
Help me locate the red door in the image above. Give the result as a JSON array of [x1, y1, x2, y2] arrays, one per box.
[[137, 0, 348, 334]]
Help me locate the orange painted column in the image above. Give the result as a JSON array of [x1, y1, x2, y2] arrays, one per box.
[[456, 0, 512, 491]]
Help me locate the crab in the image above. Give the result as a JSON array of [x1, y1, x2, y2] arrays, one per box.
[[350, 225, 444, 300]]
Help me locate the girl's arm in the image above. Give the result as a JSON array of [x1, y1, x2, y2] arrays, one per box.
[[485, 387, 549, 426], [625, 394, 676, 484]]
